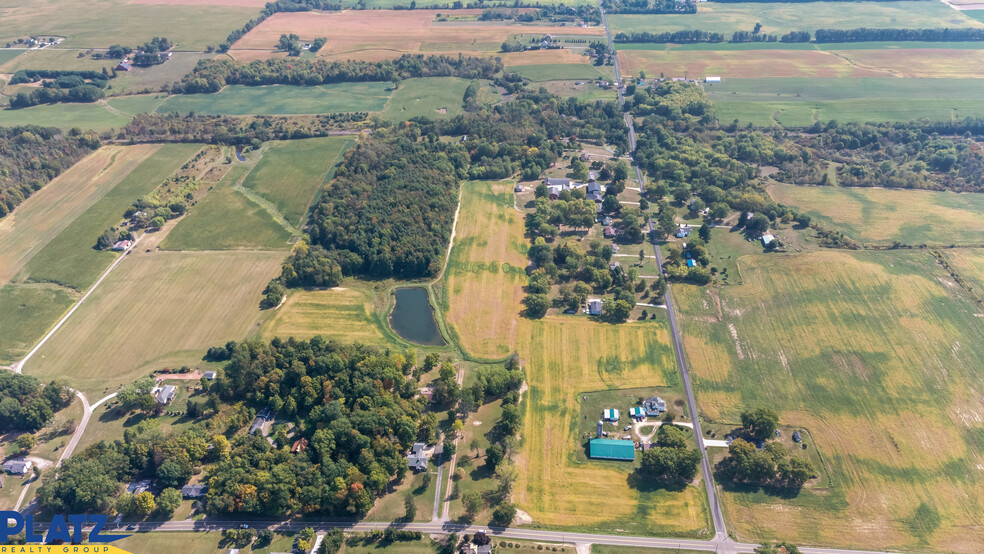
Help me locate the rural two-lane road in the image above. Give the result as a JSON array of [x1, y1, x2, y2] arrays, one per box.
[[598, 1, 728, 539]]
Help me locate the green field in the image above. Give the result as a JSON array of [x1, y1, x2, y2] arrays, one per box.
[[162, 164, 294, 251], [708, 77, 984, 125], [21, 143, 200, 291], [107, 94, 169, 116], [767, 183, 984, 245], [676, 250, 984, 550], [964, 10, 984, 24], [507, 63, 610, 82], [159, 83, 391, 116], [242, 137, 352, 228], [383, 77, 491, 121], [0, 102, 128, 131], [0, 284, 77, 364], [615, 40, 984, 51], [0, 0, 257, 50], [0, 49, 23, 67], [608, 1, 982, 36], [0, 48, 116, 73], [29, 250, 283, 394]]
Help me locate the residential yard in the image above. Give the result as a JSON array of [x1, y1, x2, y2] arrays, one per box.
[[27, 250, 283, 395], [363, 463, 439, 523], [20, 143, 201, 291], [675, 250, 984, 551], [447, 399, 504, 523], [767, 183, 984, 246]]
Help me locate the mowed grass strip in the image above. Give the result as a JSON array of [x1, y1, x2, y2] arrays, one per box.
[[260, 286, 403, 350], [28, 250, 284, 394], [766, 183, 984, 245], [0, 103, 129, 131], [242, 137, 352, 228], [162, 164, 293, 251], [21, 143, 201, 291], [507, 63, 610, 82], [0, 284, 78, 365], [675, 250, 984, 551], [607, 1, 982, 36], [0, 145, 161, 286], [513, 317, 710, 536], [443, 180, 528, 359], [157, 83, 392, 116]]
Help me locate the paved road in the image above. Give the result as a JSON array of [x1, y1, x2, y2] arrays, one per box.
[[597, 1, 728, 539]]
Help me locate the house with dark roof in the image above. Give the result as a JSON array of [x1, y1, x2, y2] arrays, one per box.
[[2, 459, 32, 475], [181, 484, 207, 498], [587, 191, 604, 203], [407, 442, 430, 471], [203, 371, 217, 380], [675, 227, 690, 238], [604, 226, 616, 238], [587, 182, 602, 195], [544, 177, 571, 187], [643, 396, 667, 416]]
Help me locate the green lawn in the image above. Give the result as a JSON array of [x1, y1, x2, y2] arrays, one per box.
[[708, 77, 984, 125], [242, 137, 352, 228], [507, 63, 610, 82], [0, 102, 128, 131], [158, 83, 392, 116], [608, 1, 982, 36], [383, 77, 492, 121], [0, 283, 77, 364], [21, 143, 200, 291], [162, 163, 294, 251]]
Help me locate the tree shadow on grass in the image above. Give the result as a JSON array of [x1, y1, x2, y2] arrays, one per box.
[[626, 470, 688, 494]]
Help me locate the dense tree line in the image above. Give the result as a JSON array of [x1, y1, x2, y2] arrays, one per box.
[[169, 55, 502, 94], [9, 83, 104, 108], [602, 0, 696, 14], [717, 438, 815, 489], [9, 69, 109, 84], [0, 125, 100, 217], [0, 373, 72, 433], [614, 30, 725, 43], [118, 113, 365, 145], [306, 131, 465, 279], [814, 27, 984, 42], [480, 4, 601, 24]]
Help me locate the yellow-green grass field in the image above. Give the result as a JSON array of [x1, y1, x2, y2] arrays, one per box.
[[608, 1, 982, 36], [242, 137, 353, 228], [441, 180, 528, 360], [767, 183, 984, 246], [27, 250, 283, 395], [675, 250, 984, 552], [20, 143, 201, 291], [0, 102, 129, 131], [0, 283, 77, 364], [162, 163, 293, 251], [261, 285, 405, 350], [382, 77, 496, 121], [0, 0, 258, 50], [0, 145, 162, 286], [942, 249, 984, 297], [513, 317, 710, 536], [707, 77, 984, 126], [0, 48, 116, 74], [158, 83, 391, 116]]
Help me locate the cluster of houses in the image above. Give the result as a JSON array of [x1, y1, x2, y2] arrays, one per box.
[[543, 176, 605, 205], [588, 396, 668, 461]]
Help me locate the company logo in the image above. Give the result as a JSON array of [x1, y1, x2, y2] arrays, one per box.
[[1, 512, 129, 546]]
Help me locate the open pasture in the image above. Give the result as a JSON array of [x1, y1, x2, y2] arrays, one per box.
[[0, 102, 128, 131], [619, 48, 984, 80], [21, 143, 200, 291], [767, 183, 984, 245], [260, 285, 404, 350], [507, 63, 611, 82], [0, 283, 77, 364], [675, 250, 984, 551], [608, 1, 982, 36], [942, 249, 984, 296], [158, 82, 392, 116], [441, 180, 528, 360], [707, 77, 984, 125], [230, 10, 603, 60], [0, 0, 257, 50], [242, 136, 352, 228], [0, 48, 115, 73], [382, 77, 492, 121], [28, 250, 283, 394], [162, 163, 293, 251], [0, 145, 162, 286], [512, 317, 711, 537]]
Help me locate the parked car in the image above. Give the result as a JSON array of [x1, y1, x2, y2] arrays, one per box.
[[623, 425, 632, 431]]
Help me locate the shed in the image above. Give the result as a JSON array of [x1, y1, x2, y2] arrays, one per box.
[[602, 408, 619, 421], [588, 438, 635, 461], [587, 299, 603, 315], [203, 371, 216, 380], [111, 240, 132, 251], [705, 76, 722, 83], [514, 184, 523, 193], [629, 407, 646, 419], [686, 259, 696, 267], [155, 385, 176, 405]]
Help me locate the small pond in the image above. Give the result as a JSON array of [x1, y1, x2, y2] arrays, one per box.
[[390, 287, 446, 346]]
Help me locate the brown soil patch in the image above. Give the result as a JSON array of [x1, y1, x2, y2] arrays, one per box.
[[131, 0, 268, 6], [231, 10, 603, 60]]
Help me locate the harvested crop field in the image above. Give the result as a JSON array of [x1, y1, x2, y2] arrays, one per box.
[[230, 10, 603, 60], [441, 180, 528, 360], [766, 183, 984, 245], [0, 145, 162, 287], [131, 0, 268, 6], [620, 47, 984, 80], [261, 285, 403, 349], [674, 250, 984, 551], [27, 250, 283, 394]]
